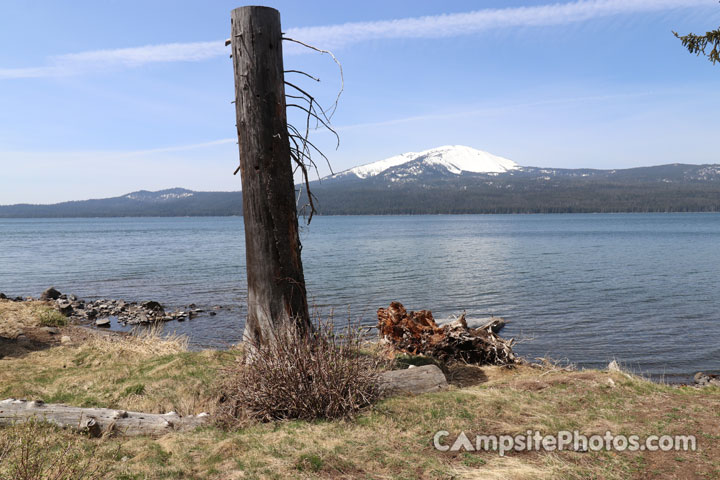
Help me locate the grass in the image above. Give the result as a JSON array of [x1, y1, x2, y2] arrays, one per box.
[[37, 308, 68, 327], [0, 336, 232, 415], [0, 300, 66, 338], [0, 420, 109, 480], [1, 301, 720, 479]]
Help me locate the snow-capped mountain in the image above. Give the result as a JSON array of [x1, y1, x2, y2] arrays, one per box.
[[124, 188, 195, 202], [331, 145, 519, 181]]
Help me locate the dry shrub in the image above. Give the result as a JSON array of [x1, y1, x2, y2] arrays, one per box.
[[0, 420, 109, 480], [217, 319, 387, 424]]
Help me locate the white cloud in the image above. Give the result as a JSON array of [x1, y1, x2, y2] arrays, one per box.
[[0, 66, 63, 79], [0, 0, 710, 79], [283, 0, 709, 51], [115, 138, 236, 156], [0, 138, 237, 164], [0, 41, 226, 79], [327, 91, 663, 132], [56, 41, 226, 68]]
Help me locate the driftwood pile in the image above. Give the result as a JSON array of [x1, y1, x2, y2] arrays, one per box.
[[377, 302, 517, 365]]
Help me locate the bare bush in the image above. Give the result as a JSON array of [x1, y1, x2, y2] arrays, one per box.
[[217, 319, 388, 424], [0, 420, 109, 480]]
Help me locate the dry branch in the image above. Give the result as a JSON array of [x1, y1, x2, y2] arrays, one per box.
[[282, 37, 344, 119], [280, 37, 344, 223]]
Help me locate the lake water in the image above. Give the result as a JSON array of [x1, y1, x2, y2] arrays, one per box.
[[1, 214, 718, 381]]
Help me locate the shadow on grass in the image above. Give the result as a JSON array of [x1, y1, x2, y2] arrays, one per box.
[[0, 332, 55, 360], [394, 353, 491, 388]]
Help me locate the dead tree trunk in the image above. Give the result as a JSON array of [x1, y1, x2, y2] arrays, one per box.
[[230, 6, 311, 346]]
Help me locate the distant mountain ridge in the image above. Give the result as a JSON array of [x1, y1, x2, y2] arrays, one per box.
[[2, 146, 720, 217], [0, 188, 243, 218]]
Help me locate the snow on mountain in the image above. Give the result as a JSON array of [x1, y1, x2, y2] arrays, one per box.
[[124, 188, 194, 202], [334, 145, 519, 180]]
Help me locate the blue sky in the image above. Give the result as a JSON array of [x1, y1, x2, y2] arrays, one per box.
[[1, 0, 719, 204]]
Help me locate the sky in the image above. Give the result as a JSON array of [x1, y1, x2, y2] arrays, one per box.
[[1, 0, 719, 204]]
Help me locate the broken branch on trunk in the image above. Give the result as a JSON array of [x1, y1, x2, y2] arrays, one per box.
[[284, 70, 321, 82], [282, 36, 344, 119]]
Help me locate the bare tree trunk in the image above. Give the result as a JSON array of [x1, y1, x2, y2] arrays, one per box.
[[230, 6, 311, 346]]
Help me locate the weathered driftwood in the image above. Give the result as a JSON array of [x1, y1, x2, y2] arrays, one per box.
[[230, 6, 312, 346], [479, 317, 506, 334], [378, 365, 448, 395], [694, 372, 720, 387], [378, 302, 517, 365], [0, 399, 208, 437]]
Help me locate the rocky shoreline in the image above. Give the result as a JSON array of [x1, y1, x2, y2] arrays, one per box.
[[0, 287, 218, 327], [1, 289, 717, 389]]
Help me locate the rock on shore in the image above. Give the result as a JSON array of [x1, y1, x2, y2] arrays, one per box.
[[31, 288, 208, 326], [40, 287, 62, 301]]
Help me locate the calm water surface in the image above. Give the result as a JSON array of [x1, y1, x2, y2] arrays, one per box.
[[1, 214, 718, 381]]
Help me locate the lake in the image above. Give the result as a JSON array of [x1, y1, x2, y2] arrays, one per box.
[[1, 214, 718, 381]]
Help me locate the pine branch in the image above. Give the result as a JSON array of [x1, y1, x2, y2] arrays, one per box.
[[673, 28, 720, 64]]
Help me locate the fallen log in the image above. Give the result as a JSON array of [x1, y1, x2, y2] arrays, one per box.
[[378, 365, 448, 395], [478, 317, 506, 334], [0, 399, 208, 437], [694, 372, 720, 387], [377, 302, 517, 365]]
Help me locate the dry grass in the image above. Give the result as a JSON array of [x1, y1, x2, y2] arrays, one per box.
[[2, 302, 720, 478], [2, 351, 719, 479], [0, 300, 61, 338], [85, 323, 189, 358], [0, 321, 231, 416], [0, 420, 109, 480], [69, 366, 720, 479]]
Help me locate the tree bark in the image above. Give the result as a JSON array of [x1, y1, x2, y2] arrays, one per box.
[[230, 6, 311, 345]]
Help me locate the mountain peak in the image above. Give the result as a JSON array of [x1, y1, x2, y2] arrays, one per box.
[[334, 145, 519, 180], [124, 188, 194, 202]]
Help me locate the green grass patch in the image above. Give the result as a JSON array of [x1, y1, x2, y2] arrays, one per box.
[[37, 307, 67, 327], [394, 353, 442, 369], [295, 453, 324, 473], [123, 384, 146, 396]]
